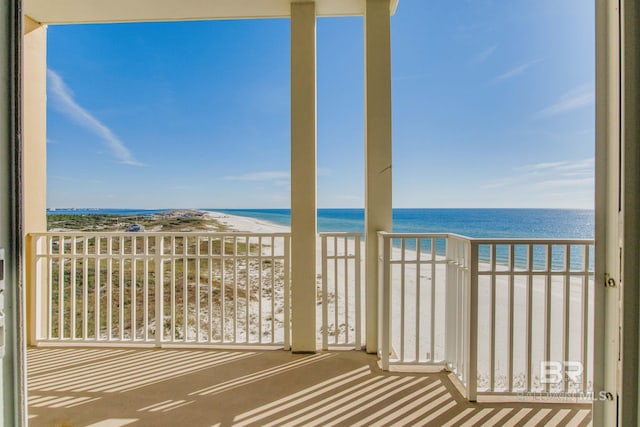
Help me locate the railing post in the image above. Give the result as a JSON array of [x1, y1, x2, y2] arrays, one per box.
[[444, 236, 458, 369], [28, 234, 48, 344], [321, 235, 328, 350], [467, 241, 479, 402], [378, 232, 391, 370], [155, 236, 164, 347], [284, 235, 291, 350], [355, 234, 362, 350]]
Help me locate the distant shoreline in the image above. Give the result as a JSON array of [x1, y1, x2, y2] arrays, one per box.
[[46, 208, 594, 239]]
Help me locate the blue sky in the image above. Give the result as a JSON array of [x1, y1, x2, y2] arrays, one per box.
[[47, 0, 594, 209]]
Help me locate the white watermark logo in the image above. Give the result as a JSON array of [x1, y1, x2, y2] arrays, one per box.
[[540, 361, 583, 384]]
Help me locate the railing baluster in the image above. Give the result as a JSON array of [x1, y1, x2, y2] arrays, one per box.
[[321, 236, 328, 350], [143, 236, 149, 342], [430, 238, 436, 363], [271, 236, 276, 344], [544, 245, 552, 393], [196, 237, 201, 342], [563, 245, 571, 393], [208, 237, 213, 343], [95, 236, 101, 340], [526, 243, 533, 392], [155, 236, 164, 346], [334, 236, 339, 346], [183, 238, 188, 341], [119, 235, 125, 341], [508, 244, 514, 393], [220, 236, 228, 343], [70, 236, 77, 340], [468, 241, 479, 402], [490, 244, 496, 392], [400, 238, 406, 362], [107, 237, 113, 340], [57, 235, 65, 339], [355, 235, 361, 350], [415, 238, 420, 362], [245, 237, 250, 343], [344, 236, 349, 346], [131, 236, 137, 341], [82, 236, 88, 340], [170, 236, 176, 342], [284, 235, 291, 350], [379, 233, 391, 371], [258, 236, 263, 342], [582, 244, 590, 392]]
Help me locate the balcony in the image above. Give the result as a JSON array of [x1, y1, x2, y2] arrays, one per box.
[[27, 230, 594, 424], [28, 347, 592, 426]]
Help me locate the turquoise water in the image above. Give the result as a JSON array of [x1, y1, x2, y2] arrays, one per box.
[[48, 208, 594, 268], [212, 209, 594, 269], [210, 208, 594, 239], [47, 208, 594, 238]]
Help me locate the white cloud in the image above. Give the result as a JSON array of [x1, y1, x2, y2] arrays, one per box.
[[473, 45, 497, 64], [518, 158, 594, 172], [47, 69, 143, 166], [493, 60, 540, 82], [536, 85, 595, 118], [484, 158, 595, 194], [224, 171, 290, 181]]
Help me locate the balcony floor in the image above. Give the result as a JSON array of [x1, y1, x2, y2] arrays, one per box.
[[27, 347, 591, 427]]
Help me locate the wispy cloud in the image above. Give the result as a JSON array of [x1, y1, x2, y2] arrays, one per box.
[[225, 168, 331, 182], [484, 158, 594, 191], [47, 69, 143, 166], [536, 84, 595, 118], [224, 171, 290, 182], [518, 158, 594, 173], [493, 60, 540, 83], [473, 45, 497, 64]]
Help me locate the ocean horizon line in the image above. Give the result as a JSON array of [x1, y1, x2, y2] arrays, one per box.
[[46, 207, 595, 211]]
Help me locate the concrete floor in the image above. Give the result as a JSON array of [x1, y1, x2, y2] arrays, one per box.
[[27, 347, 592, 427]]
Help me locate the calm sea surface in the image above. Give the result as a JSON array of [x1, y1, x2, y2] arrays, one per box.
[[211, 208, 594, 239], [48, 208, 593, 267], [47, 208, 594, 239]]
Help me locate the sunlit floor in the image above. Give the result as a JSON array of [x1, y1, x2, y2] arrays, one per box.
[[27, 347, 591, 427]]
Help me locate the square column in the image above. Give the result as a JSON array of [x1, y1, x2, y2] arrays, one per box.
[[364, 0, 393, 353], [290, 1, 317, 352], [24, 17, 48, 345]]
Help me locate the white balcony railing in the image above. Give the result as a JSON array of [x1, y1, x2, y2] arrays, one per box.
[[30, 232, 291, 348], [378, 232, 595, 401], [29, 230, 595, 400], [319, 233, 362, 350]]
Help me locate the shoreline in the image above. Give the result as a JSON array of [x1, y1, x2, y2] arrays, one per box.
[[203, 210, 289, 234]]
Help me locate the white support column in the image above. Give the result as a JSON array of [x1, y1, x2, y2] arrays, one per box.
[[23, 16, 48, 346], [290, 1, 317, 353], [594, 0, 620, 424], [364, 0, 393, 354]]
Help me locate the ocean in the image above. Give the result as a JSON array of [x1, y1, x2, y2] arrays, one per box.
[[210, 209, 594, 269], [210, 208, 594, 239], [48, 208, 593, 269], [47, 208, 594, 239]]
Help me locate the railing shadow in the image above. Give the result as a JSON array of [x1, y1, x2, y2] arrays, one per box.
[[28, 347, 591, 426]]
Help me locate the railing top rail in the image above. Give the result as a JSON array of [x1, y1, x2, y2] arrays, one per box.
[[29, 231, 292, 238], [377, 231, 593, 245], [377, 231, 468, 240], [469, 238, 594, 245], [318, 232, 361, 237]]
